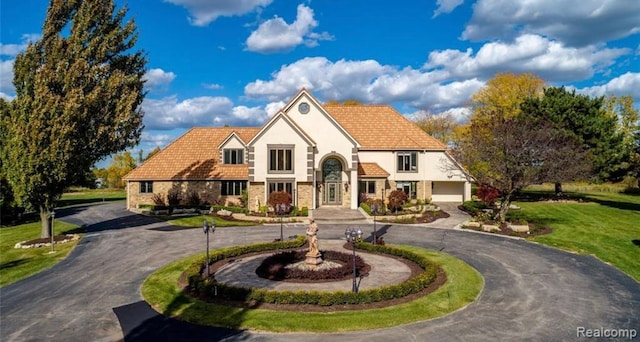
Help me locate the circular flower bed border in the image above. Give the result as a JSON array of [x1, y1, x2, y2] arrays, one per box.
[[183, 236, 439, 307], [256, 249, 370, 282]]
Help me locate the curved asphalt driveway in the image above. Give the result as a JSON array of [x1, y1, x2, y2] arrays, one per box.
[[1, 202, 638, 341]]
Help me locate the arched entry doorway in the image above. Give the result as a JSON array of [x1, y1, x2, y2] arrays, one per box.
[[322, 158, 342, 205]]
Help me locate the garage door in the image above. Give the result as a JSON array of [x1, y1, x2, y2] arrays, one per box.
[[432, 182, 464, 202]]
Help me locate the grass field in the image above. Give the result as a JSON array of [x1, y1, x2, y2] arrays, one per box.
[[57, 188, 126, 207], [158, 215, 258, 228], [0, 220, 83, 287], [142, 245, 483, 332], [510, 184, 640, 282]]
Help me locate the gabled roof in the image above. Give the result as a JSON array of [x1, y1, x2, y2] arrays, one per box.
[[324, 105, 446, 150], [281, 88, 359, 147], [217, 131, 248, 149], [247, 111, 316, 147], [358, 162, 390, 178], [124, 127, 259, 181]]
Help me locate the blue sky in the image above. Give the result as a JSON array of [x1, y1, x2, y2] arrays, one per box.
[[1, 0, 639, 165]]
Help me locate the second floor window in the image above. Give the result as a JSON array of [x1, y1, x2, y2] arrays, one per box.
[[224, 149, 244, 164], [269, 147, 293, 172], [397, 152, 418, 172]]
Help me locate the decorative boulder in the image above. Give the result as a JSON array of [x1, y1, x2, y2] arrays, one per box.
[[509, 224, 530, 232], [217, 209, 232, 216], [482, 224, 500, 232]]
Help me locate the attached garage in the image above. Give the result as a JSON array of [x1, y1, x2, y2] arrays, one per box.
[[431, 181, 465, 202]]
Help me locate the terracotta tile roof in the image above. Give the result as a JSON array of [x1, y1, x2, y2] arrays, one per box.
[[323, 105, 447, 150], [358, 162, 390, 178], [124, 127, 259, 180]]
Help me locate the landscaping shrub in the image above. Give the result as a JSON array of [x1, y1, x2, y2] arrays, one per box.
[[461, 200, 489, 215], [360, 202, 371, 215], [477, 185, 499, 206], [185, 191, 201, 206], [167, 191, 181, 206], [268, 191, 292, 211], [151, 193, 166, 206], [387, 190, 408, 213], [300, 206, 308, 216]]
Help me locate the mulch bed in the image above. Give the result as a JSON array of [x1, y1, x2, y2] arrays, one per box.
[[462, 222, 553, 238], [179, 247, 446, 313], [14, 234, 80, 248]]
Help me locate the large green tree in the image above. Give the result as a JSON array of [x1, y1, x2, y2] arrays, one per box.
[[454, 114, 586, 222], [1, 0, 146, 237], [603, 94, 640, 183], [521, 87, 625, 194]]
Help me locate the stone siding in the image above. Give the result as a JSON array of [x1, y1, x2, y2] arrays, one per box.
[[296, 182, 313, 209], [248, 182, 265, 213], [127, 180, 242, 209]]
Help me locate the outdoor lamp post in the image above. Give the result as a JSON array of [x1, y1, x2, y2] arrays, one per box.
[[203, 219, 216, 277], [276, 203, 290, 241], [370, 203, 380, 245], [50, 210, 55, 253], [344, 227, 363, 293]]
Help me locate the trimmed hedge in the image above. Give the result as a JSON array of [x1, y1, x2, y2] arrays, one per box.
[[185, 239, 438, 306]]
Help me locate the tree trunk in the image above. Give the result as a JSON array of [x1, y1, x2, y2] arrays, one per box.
[[554, 182, 563, 197], [496, 193, 513, 223], [40, 206, 52, 238]]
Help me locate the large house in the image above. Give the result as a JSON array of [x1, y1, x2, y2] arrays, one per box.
[[124, 89, 472, 211]]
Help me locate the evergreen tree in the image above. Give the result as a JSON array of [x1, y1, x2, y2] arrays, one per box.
[[1, 0, 146, 237], [522, 87, 624, 194]]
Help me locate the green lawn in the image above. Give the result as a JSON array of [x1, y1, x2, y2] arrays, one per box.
[[509, 185, 640, 282], [162, 215, 258, 228], [58, 188, 126, 207], [0, 220, 83, 287], [142, 245, 483, 332]]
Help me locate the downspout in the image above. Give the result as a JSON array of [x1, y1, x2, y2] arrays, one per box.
[[423, 150, 427, 201], [126, 180, 130, 210]]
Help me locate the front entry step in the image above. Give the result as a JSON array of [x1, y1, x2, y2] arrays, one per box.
[[312, 207, 366, 221]]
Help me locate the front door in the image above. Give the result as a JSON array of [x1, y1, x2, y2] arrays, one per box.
[[324, 182, 341, 205], [322, 158, 343, 206]]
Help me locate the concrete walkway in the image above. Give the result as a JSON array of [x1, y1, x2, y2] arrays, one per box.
[[312, 206, 366, 222], [1, 202, 638, 342]]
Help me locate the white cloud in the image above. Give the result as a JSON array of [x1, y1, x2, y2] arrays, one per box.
[[231, 105, 269, 123], [140, 132, 176, 149], [203, 83, 223, 90], [0, 92, 13, 101], [245, 4, 333, 53], [164, 0, 273, 26], [265, 101, 286, 116], [0, 59, 14, 96], [463, 0, 640, 46], [0, 33, 40, 56], [142, 95, 234, 130], [424, 34, 629, 82], [577, 72, 640, 99], [143, 68, 176, 89], [245, 57, 391, 101], [433, 0, 464, 17], [142, 95, 273, 129]]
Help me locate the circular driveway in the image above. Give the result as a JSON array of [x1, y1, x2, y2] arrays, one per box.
[[1, 202, 638, 341]]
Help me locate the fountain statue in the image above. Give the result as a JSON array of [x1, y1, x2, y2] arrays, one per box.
[[305, 219, 323, 267]]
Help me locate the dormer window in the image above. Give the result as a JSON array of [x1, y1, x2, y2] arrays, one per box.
[[224, 149, 244, 164]]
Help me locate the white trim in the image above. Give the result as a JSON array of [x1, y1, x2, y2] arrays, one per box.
[[282, 89, 360, 148]]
